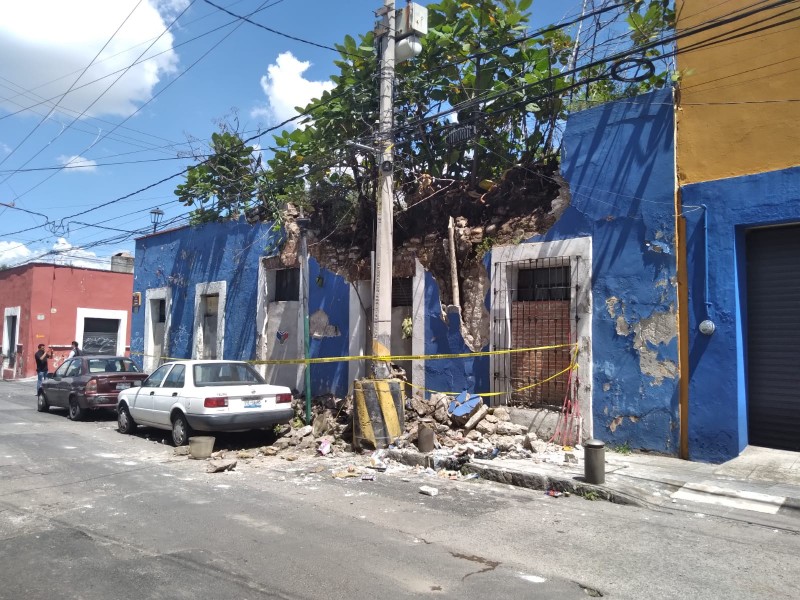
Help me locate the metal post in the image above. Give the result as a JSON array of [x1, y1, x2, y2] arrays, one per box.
[[584, 439, 606, 484], [298, 217, 312, 424], [371, 0, 395, 379]]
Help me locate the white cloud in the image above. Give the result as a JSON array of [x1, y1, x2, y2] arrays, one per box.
[[0, 241, 33, 266], [0, 1, 182, 119], [252, 52, 334, 126], [57, 155, 99, 172], [0, 238, 110, 269]]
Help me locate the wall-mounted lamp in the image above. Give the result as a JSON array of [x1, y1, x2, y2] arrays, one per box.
[[150, 207, 164, 233], [699, 319, 716, 336]]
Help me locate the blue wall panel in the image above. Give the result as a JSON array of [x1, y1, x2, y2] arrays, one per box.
[[423, 271, 489, 396], [549, 89, 680, 453], [132, 219, 349, 397], [682, 166, 800, 461]]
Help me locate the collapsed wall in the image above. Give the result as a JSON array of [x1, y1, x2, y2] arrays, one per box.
[[279, 162, 567, 351]]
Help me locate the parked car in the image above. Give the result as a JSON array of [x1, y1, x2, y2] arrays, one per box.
[[116, 360, 294, 446], [38, 356, 148, 420]]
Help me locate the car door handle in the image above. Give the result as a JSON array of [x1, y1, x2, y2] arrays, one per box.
[[149, 391, 155, 396], [172, 392, 178, 397]]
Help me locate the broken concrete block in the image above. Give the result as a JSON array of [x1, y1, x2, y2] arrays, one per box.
[[312, 413, 334, 438], [448, 391, 483, 427], [492, 407, 511, 422], [466, 430, 482, 441], [173, 446, 190, 456], [419, 486, 439, 497], [464, 404, 489, 432], [496, 421, 526, 436], [484, 413, 499, 424], [297, 425, 313, 438], [207, 459, 237, 473], [411, 396, 433, 417], [237, 451, 255, 459], [262, 446, 278, 456], [476, 420, 497, 435], [273, 438, 290, 451]]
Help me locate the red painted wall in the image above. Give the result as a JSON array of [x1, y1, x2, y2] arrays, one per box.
[[0, 264, 133, 379]]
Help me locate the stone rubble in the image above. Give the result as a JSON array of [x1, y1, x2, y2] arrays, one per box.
[[177, 393, 574, 477]]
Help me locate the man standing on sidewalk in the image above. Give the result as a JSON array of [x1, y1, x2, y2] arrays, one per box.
[[34, 344, 52, 395]]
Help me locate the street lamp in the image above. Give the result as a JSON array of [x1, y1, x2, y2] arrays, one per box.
[[149, 207, 164, 233]]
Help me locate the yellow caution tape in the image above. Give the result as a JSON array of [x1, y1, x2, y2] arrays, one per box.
[[130, 342, 576, 367]]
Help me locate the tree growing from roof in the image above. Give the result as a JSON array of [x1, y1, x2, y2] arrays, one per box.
[[177, 0, 675, 234]]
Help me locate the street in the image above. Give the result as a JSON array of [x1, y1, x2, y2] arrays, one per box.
[[1, 380, 798, 600]]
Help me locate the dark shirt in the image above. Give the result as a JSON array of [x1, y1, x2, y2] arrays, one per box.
[[35, 350, 50, 373]]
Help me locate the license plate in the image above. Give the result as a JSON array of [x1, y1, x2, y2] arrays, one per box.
[[116, 382, 132, 390], [243, 399, 261, 409]]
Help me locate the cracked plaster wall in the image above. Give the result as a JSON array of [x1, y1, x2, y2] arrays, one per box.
[[542, 88, 680, 454]]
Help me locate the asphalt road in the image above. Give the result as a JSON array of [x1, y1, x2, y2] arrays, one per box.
[[1, 379, 799, 600]]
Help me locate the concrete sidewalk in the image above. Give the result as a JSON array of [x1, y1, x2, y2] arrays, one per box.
[[386, 445, 800, 520]]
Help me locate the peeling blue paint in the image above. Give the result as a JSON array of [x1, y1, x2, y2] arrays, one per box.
[[552, 89, 680, 453]]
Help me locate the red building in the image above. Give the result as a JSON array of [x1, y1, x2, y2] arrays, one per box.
[[0, 260, 134, 379]]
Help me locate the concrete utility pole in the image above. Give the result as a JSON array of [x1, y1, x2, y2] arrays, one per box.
[[371, 0, 396, 379]]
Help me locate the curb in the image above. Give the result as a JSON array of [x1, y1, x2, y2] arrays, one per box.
[[384, 449, 646, 507]]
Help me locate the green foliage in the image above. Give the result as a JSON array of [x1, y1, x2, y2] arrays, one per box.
[[176, 130, 260, 224], [581, 489, 601, 501], [610, 441, 632, 455], [177, 1, 675, 229], [476, 236, 495, 258]]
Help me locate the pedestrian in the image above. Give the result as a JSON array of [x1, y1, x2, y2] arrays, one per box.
[[35, 343, 53, 395], [68, 341, 82, 358]]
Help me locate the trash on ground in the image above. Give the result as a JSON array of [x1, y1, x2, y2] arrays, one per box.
[[419, 485, 439, 497]]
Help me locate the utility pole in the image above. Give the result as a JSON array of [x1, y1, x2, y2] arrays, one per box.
[[371, 0, 396, 379], [297, 216, 312, 424]]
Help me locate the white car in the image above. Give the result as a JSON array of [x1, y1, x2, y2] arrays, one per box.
[[116, 360, 294, 446]]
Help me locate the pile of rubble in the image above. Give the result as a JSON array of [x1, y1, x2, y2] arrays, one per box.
[[394, 393, 563, 460], [178, 392, 571, 475]]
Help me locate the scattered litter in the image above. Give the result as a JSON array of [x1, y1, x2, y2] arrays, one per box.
[[361, 472, 376, 481], [419, 486, 439, 497], [545, 489, 563, 498], [318, 440, 332, 456]]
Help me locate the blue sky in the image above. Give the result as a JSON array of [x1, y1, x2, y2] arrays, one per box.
[[0, 0, 582, 269]]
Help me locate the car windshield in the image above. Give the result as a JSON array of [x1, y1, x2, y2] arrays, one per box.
[[193, 363, 266, 386], [87, 358, 141, 374]]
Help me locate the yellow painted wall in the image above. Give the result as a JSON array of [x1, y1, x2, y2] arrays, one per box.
[[675, 0, 800, 185]]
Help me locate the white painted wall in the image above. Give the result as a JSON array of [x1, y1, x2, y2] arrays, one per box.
[[192, 281, 226, 359], [143, 287, 170, 372]]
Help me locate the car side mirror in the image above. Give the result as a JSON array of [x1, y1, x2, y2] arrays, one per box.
[[47, 372, 54, 378]]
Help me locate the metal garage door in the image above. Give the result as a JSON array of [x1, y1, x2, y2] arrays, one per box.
[[746, 225, 800, 451]]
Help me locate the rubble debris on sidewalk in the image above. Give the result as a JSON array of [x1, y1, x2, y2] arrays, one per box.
[[170, 390, 581, 484]]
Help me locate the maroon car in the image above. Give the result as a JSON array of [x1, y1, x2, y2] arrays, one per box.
[[38, 356, 148, 420]]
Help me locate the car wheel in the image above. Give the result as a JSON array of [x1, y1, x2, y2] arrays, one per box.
[[171, 413, 192, 446], [37, 391, 49, 413], [117, 404, 137, 434], [68, 397, 84, 421]]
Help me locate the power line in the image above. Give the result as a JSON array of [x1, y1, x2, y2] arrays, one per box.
[[202, 0, 358, 56], [0, 1, 146, 170]]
